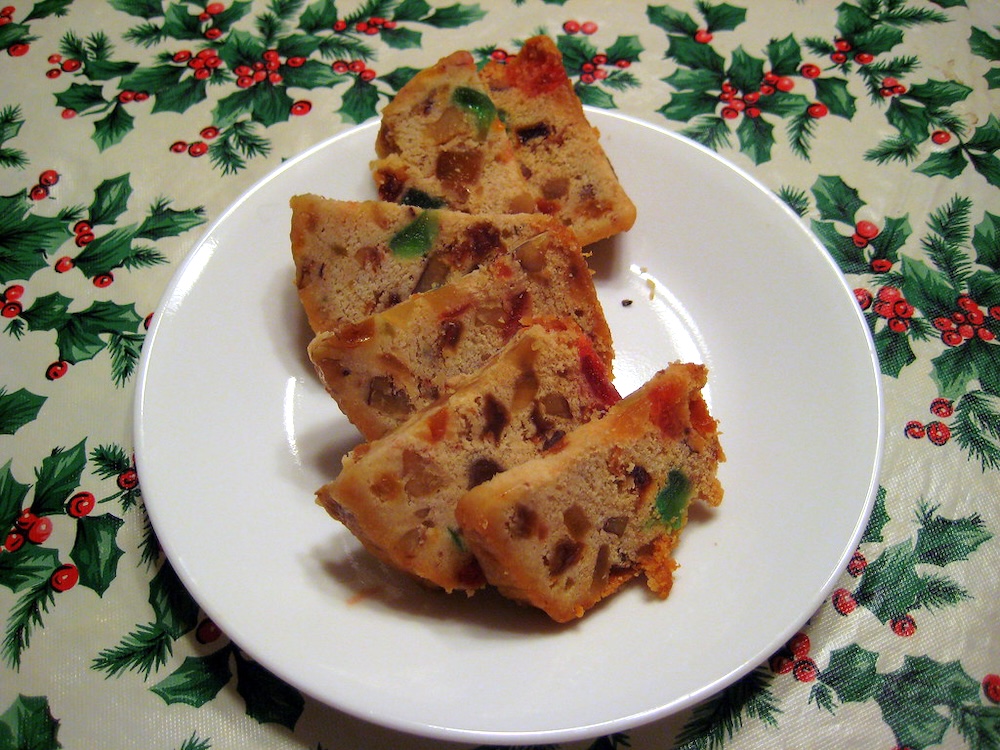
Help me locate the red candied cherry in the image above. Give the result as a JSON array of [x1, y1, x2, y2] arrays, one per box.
[[204, 27, 222, 40], [854, 288, 873, 309], [4, 530, 25, 552], [890, 614, 916, 637], [926, 421, 950, 446], [206, 1, 224, 13], [930, 398, 953, 418], [871, 258, 892, 273], [792, 658, 818, 683], [904, 420, 925, 439], [188, 141, 208, 157], [1, 301, 21, 318], [832, 587, 857, 615], [931, 130, 951, 145], [800, 63, 821, 78], [30, 185, 49, 201], [7, 42, 29, 57], [847, 550, 867, 576], [332, 19, 347, 32], [787, 632, 810, 659], [580, 20, 598, 35], [38, 169, 59, 186], [3, 283, 24, 301], [856, 220, 880, 240], [45, 360, 69, 380], [807, 102, 829, 118], [775, 76, 794, 92], [359, 69, 376, 82], [61, 58, 81, 72], [834, 38, 852, 52], [490, 49, 507, 62], [769, 653, 794, 674], [50, 563, 79, 592], [694, 29, 713, 44], [196, 617, 222, 643], [27, 516, 52, 544], [117, 469, 139, 490], [984, 674, 1000, 704], [854, 52, 874, 64], [54, 256, 74, 273], [93, 272, 114, 288], [290, 100, 312, 116], [67, 491, 95, 518]]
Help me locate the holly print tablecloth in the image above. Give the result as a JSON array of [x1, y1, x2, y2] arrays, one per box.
[[2, 0, 999, 748]]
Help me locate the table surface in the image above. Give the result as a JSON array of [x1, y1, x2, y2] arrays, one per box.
[[2, 1, 999, 749]]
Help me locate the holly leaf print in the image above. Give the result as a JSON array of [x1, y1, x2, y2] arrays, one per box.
[[931, 345, 979, 401], [338, 77, 379, 124], [727, 46, 764, 95], [813, 76, 856, 118], [969, 26, 1000, 89], [0, 389, 46, 436], [972, 211, 1000, 270], [765, 34, 801, 76], [152, 648, 233, 707], [667, 35, 726, 74], [0, 460, 30, 532], [647, 5, 699, 36], [0, 193, 69, 284], [31, 439, 87, 517], [0, 695, 60, 750], [822, 643, 880, 704], [873, 325, 916, 377], [916, 146, 968, 179], [736, 115, 774, 165], [136, 201, 206, 240], [70, 514, 125, 596], [90, 174, 132, 226], [899, 255, 956, 320], [0, 545, 60, 595], [92, 103, 136, 152], [233, 649, 305, 729], [812, 175, 864, 224], [148, 562, 199, 639], [853, 540, 922, 622], [914, 505, 991, 567], [701, 2, 746, 32], [53, 82, 107, 115], [575, 85, 616, 109], [860, 486, 889, 544]]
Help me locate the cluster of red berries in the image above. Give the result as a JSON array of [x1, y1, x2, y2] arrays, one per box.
[[29, 169, 59, 201], [1, 284, 24, 319], [171, 125, 219, 158], [905, 397, 954, 446], [333, 16, 397, 34], [562, 20, 598, 35], [73, 219, 95, 247], [234, 48, 306, 88], [831, 586, 917, 636], [984, 674, 1000, 704], [829, 38, 874, 65], [716, 72, 823, 121], [769, 632, 818, 683], [879, 76, 907, 98], [2, 7, 30, 57], [856, 285, 914, 333], [173, 48, 224, 81], [4, 509, 53, 552], [331, 58, 377, 82], [933, 295, 998, 346], [44, 53, 83, 79], [849, 219, 881, 248], [195, 2, 228, 40]]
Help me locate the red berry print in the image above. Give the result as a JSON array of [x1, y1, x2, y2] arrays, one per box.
[[30, 185, 48, 201], [290, 100, 312, 116], [854, 288, 873, 309], [929, 398, 953, 418], [832, 587, 857, 615], [38, 169, 59, 186], [188, 141, 208, 157], [206, 1, 224, 13], [871, 258, 892, 273], [831, 51, 847, 64], [931, 130, 951, 145], [333, 19, 347, 32], [854, 52, 874, 64], [4, 530, 25, 553], [50, 564, 79, 592], [792, 658, 818, 683], [75, 232, 94, 247], [855, 220, 880, 240], [800, 63, 821, 78], [200, 126, 219, 139], [27, 516, 52, 544], [117, 469, 139, 490], [359, 69, 376, 82], [769, 653, 794, 674], [1, 301, 21, 318], [45, 361, 69, 380], [787, 632, 810, 659], [694, 29, 713, 44], [834, 38, 852, 52], [904, 420, 925, 439], [2, 284, 24, 301], [847, 550, 867, 577], [775, 76, 794, 92], [15, 509, 36, 531], [93, 273, 114, 288], [890, 614, 916, 637], [54, 256, 74, 273], [984, 674, 1000, 704], [926, 421, 950, 446], [7, 42, 29, 57], [807, 102, 828, 118], [580, 21, 598, 35], [67, 491, 95, 518], [196, 618, 222, 643]]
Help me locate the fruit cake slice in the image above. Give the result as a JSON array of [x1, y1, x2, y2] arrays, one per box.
[[315, 319, 621, 594], [290, 194, 560, 332], [455, 362, 724, 622], [307, 224, 613, 440], [479, 35, 637, 246], [371, 49, 540, 215]]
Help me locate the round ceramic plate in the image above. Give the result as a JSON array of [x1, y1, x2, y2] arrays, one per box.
[[134, 110, 883, 744]]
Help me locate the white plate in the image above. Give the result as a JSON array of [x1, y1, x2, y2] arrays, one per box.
[[134, 110, 883, 744]]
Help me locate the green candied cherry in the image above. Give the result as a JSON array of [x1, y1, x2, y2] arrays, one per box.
[[654, 470, 691, 530], [389, 211, 441, 258], [451, 87, 497, 139]]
